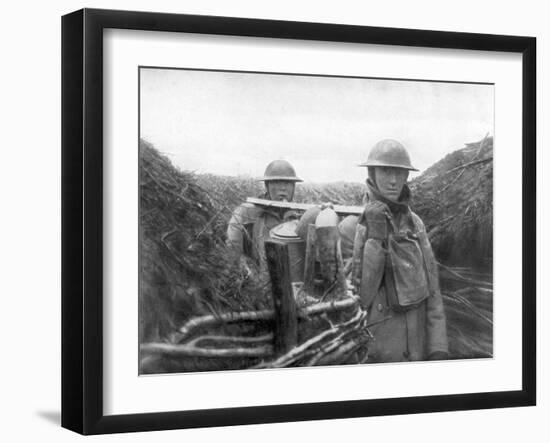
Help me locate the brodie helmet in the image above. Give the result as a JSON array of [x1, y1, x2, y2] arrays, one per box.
[[259, 160, 303, 182], [359, 139, 418, 171]]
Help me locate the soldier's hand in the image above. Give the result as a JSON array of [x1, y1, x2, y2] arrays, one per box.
[[320, 202, 334, 210], [283, 210, 301, 221], [361, 201, 391, 239], [363, 200, 390, 219], [346, 281, 360, 297]]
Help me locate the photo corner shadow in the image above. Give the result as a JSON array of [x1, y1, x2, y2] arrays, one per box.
[[36, 410, 61, 426]]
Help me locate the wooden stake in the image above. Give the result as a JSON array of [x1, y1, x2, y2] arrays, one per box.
[[265, 239, 298, 355]]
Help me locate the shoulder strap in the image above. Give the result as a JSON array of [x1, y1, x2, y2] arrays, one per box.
[[410, 213, 440, 296]]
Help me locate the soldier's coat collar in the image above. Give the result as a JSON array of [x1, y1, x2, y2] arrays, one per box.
[[366, 178, 411, 215]]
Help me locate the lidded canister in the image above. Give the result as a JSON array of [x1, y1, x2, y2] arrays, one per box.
[[315, 207, 339, 227], [269, 220, 306, 283], [314, 208, 341, 285]]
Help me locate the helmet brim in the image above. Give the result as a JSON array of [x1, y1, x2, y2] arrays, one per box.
[[259, 176, 303, 182], [357, 162, 419, 172]]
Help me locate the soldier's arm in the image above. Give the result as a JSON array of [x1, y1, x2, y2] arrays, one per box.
[[226, 204, 260, 255], [414, 215, 449, 358], [226, 212, 245, 254], [425, 287, 449, 358], [341, 202, 389, 307]]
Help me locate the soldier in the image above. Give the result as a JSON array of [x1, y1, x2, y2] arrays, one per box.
[[340, 139, 449, 363], [226, 160, 303, 272]]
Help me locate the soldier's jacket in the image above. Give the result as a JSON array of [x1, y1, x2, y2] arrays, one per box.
[[226, 196, 287, 269], [338, 182, 448, 362]]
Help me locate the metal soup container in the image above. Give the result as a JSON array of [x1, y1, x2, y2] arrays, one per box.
[[269, 220, 306, 283]]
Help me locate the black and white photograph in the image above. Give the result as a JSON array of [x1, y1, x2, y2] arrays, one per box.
[[138, 67, 494, 375]]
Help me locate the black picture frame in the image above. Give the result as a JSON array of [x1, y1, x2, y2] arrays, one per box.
[[61, 8, 536, 435]]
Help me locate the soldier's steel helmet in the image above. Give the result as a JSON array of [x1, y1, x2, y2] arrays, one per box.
[[359, 139, 418, 171], [259, 160, 303, 182]]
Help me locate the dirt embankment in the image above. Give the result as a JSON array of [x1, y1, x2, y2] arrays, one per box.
[[139, 140, 273, 372], [410, 136, 493, 268]]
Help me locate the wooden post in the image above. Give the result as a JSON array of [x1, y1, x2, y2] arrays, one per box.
[[264, 239, 298, 355], [303, 224, 317, 293]]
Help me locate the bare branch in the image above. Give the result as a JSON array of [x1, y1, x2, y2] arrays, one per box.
[[185, 333, 274, 347], [438, 262, 492, 287], [140, 342, 273, 358], [444, 157, 493, 175], [439, 133, 491, 194], [177, 297, 359, 342], [443, 292, 493, 325], [253, 309, 367, 368]]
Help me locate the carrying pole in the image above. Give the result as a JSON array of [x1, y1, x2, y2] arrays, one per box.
[[247, 197, 363, 216]]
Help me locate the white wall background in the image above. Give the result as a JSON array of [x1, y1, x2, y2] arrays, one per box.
[[0, 1, 545, 441]]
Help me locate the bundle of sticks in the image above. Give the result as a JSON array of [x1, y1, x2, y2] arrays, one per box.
[[254, 308, 372, 368], [140, 296, 373, 367]]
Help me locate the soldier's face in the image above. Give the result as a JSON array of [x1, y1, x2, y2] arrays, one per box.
[[266, 181, 295, 201], [374, 167, 409, 202]]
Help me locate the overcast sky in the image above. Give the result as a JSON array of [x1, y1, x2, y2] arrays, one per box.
[[140, 68, 493, 183]]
